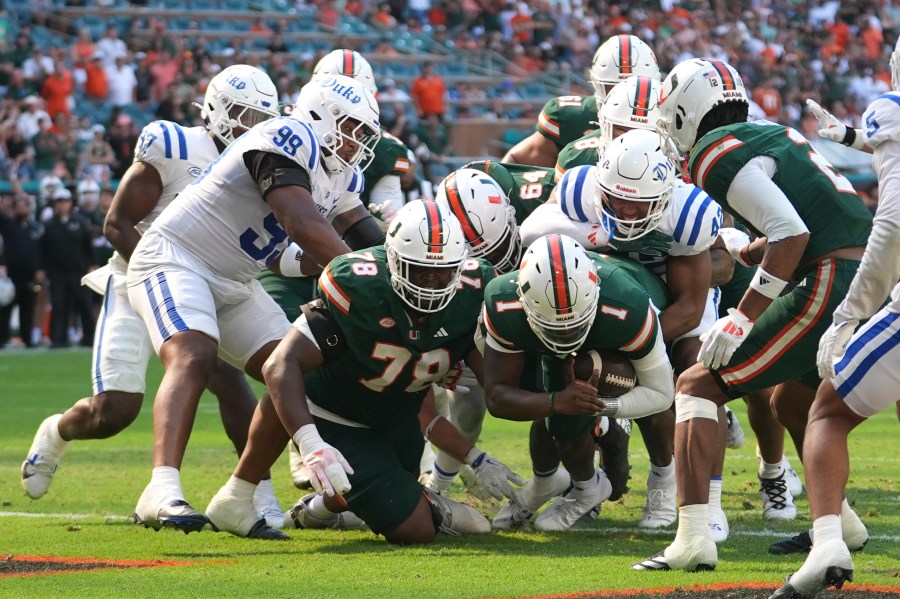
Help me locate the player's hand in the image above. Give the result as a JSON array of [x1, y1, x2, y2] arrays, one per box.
[[698, 308, 755, 370], [817, 319, 858, 380], [556, 361, 606, 415], [295, 425, 354, 497], [607, 230, 674, 257], [717, 227, 753, 266], [368, 200, 399, 224], [467, 451, 526, 501], [437, 361, 470, 392], [805, 99, 848, 143]]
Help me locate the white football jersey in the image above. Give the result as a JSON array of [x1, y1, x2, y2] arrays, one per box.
[[133, 121, 218, 235], [539, 164, 723, 277], [150, 115, 363, 283]]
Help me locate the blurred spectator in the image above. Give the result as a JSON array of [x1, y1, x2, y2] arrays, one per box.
[[83, 53, 109, 101], [149, 50, 179, 102], [41, 61, 74, 120], [251, 18, 272, 35], [134, 55, 154, 107], [408, 0, 431, 26], [410, 62, 447, 120], [317, 0, 339, 28], [41, 188, 95, 348], [71, 28, 96, 66], [370, 3, 398, 28], [22, 47, 54, 87], [107, 55, 138, 108], [95, 25, 128, 69], [0, 194, 44, 349], [752, 75, 784, 120], [379, 78, 411, 103], [32, 117, 64, 182], [107, 114, 138, 180], [415, 113, 450, 157], [81, 125, 116, 185], [372, 38, 400, 55]]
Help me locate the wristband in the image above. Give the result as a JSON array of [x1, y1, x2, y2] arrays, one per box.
[[738, 245, 756, 267], [749, 267, 789, 299], [278, 242, 304, 277], [464, 447, 485, 467], [293, 423, 325, 457], [548, 392, 557, 415], [842, 128, 867, 151]]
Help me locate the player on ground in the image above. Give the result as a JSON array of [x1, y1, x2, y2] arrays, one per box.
[[503, 35, 659, 167], [633, 58, 871, 572], [207, 200, 517, 542], [482, 234, 675, 531], [123, 74, 381, 538], [21, 65, 286, 529], [769, 40, 900, 599]]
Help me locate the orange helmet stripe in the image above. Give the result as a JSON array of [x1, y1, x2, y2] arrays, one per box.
[[546, 234, 572, 315], [619, 35, 632, 74], [423, 200, 443, 253]]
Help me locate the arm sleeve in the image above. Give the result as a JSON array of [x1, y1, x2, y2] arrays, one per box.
[[520, 203, 609, 249], [368, 174, 404, 209], [725, 156, 809, 242], [833, 139, 900, 322], [611, 333, 674, 419]]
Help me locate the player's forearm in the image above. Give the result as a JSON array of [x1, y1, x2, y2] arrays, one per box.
[[659, 302, 704, 342], [834, 216, 900, 323], [290, 217, 351, 272], [485, 384, 554, 421], [738, 233, 809, 321], [261, 356, 314, 435], [610, 337, 674, 419], [103, 219, 141, 261], [709, 247, 735, 288]]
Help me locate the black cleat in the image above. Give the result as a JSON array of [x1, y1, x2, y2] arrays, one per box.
[[595, 417, 631, 501], [246, 518, 290, 540], [770, 531, 868, 555], [769, 567, 854, 598]]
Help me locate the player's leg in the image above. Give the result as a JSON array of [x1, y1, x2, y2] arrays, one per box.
[[22, 273, 152, 499]]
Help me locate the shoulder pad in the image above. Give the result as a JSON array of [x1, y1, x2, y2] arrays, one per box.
[[135, 120, 191, 164], [249, 116, 321, 173], [558, 165, 601, 224], [864, 92, 900, 148], [347, 166, 365, 194], [668, 181, 721, 254]]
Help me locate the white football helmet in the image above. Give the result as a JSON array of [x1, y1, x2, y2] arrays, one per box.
[[76, 178, 101, 209], [657, 58, 748, 154], [434, 168, 522, 275], [385, 199, 467, 313], [313, 49, 377, 95], [891, 35, 900, 90], [599, 75, 662, 143], [39, 175, 63, 202], [595, 129, 674, 241], [0, 276, 14, 308], [589, 35, 660, 103], [517, 234, 599, 355], [293, 75, 381, 174], [201, 64, 280, 146]]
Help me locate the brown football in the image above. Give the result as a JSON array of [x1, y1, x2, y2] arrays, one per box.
[[573, 349, 637, 397]]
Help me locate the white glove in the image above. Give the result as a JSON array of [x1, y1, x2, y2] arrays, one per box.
[[698, 308, 755, 370], [465, 449, 526, 501], [437, 362, 470, 393], [817, 319, 858, 381], [369, 200, 399, 224], [717, 227, 753, 267], [806, 99, 848, 143], [294, 425, 354, 497]]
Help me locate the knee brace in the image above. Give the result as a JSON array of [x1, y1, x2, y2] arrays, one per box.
[[675, 393, 720, 424]]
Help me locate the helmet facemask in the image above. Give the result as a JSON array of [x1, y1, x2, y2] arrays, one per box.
[[319, 102, 380, 173], [208, 93, 278, 145], [386, 247, 464, 313]]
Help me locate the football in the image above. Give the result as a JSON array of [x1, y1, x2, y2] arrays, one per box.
[[573, 349, 637, 397]]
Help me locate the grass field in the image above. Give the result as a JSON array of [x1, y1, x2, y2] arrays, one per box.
[[1, 348, 898, 598]]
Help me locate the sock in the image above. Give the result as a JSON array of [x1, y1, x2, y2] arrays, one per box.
[[812, 514, 842, 545], [150, 466, 183, 498], [650, 459, 675, 480], [428, 458, 458, 494], [840, 498, 866, 534], [571, 470, 600, 497], [223, 475, 257, 502], [46, 414, 70, 454], [307, 494, 338, 520], [759, 459, 783, 479], [708, 477, 723, 512], [253, 478, 278, 506], [676, 503, 711, 541]]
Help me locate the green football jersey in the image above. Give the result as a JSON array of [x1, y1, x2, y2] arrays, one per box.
[[464, 160, 556, 224], [556, 129, 606, 178], [257, 270, 316, 322], [360, 131, 412, 207], [689, 122, 872, 264], [482, 252, 669, 361], [536, 95, 600, 150], [305, 246, 494, 430]]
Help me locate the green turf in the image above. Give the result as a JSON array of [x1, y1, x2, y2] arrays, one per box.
[[1, 348, 898, 598]]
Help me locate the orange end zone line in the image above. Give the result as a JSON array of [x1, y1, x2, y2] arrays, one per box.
[[484, 581, 900, 599], [0, 555, 232, 579]]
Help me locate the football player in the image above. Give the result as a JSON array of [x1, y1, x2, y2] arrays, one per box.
[[482, 234, 675, 531], [555, 75, 662, 180], [520, 129, 731, 534], [207, 200, 515, 543], [633, 58, 871, 573], [770, 39, 900, 599], [121, 74, 381, 538], [503, 35, 659, 167], [21, 65, 286, 529]]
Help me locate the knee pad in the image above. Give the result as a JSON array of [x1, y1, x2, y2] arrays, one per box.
[[675, 393, 720, 424]]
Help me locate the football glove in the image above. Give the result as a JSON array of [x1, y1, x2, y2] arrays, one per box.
[[817, 319, 858, 381], [717, 227, 754, 267], [294, 425, 354, 497], [465, 449, 526, 501], [607, 230, 674, 257], [368, 200, 399, 224], [437, 361, 470, 392], [698, 308, 755, 370], [805, 99, 866, 149]]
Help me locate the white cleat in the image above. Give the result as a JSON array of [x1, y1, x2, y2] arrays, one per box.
[[206, 487, 288, 540], [708, 507, 730, 544], [782, 457, 803, 497], [285, 494, 368, 530], [724, 406, 745, 449], [533, 470, 612, 532], [133, 484, 208, 534], [633, 536, 718, 571], [493, 467, 570, 531], [424, 488, 491, 535], [21, 414, 67, 499], [760, 472, 798, 521], [639, 472, 677, 529], [769, 539, 853, 598]]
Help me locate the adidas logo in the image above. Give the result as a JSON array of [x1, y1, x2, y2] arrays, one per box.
[[433, 327, 449, 338]]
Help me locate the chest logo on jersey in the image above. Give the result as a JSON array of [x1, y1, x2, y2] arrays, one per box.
[[187, 166, 203, 177], [409, 330, 420, 340], [379, 317, 396, 328]]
